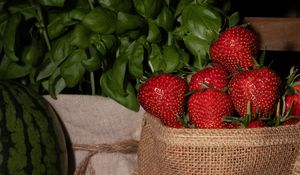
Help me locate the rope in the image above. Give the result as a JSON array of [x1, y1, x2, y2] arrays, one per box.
[[73, 139, 139, 175]]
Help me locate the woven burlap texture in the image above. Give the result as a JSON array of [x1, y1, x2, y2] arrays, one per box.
[[136, 113, 300, 175]]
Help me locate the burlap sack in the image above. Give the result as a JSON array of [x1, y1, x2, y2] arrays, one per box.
[[44, 95, 145, 175], [135, 112, 300, 175]]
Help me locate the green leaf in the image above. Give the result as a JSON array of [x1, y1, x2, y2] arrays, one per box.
[[21, 36, 45, 66], [183, 35, 209, 69], [3, 12, 23, 62], [100, 56, 139, 111], [82, 6, 117, 34], [116, 12, 145, 34], [68, 8, 89, 21], [147, 19, 161, 43], [48, 67, 63, 98], [228, 11, 240, 28], [127, 40, 144, 78], [42, 78, 66, 98], [181, 4, 222, 41], [36, 53, 57, 81], [97, 0, 133, 13], [8, 2, 37, 20], [70, 23, 91, 49], [148, 44, 165, 72], [90, 33, 117, 55], [0, 55, 31, 79], [155, 5, 173, 31], [60, 49, 87, 88], [133, 0, 162, 18], [47, 16, 68, 40], [174, 0, 193, 18], [162, 45, 180, 73], [36, 0, 65, 7], [82, 56, 101, 72], [50, 34, 73, 64]]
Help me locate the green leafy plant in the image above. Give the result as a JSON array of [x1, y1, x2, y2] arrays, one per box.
[[0, 0, 239, 111]]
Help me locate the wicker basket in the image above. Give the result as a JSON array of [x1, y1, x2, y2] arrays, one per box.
[[135, 112, 300, 175]]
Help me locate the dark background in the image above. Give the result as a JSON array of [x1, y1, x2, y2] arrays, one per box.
[[231, 0, 300, 79]]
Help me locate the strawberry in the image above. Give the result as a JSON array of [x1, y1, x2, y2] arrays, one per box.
[[285, 85, 300, 116], [137, 73, 188, 128], [188, 64, 229, 92], [210, 25, 259, 73], [228, 67, 281, 118], [187, 89, 234, 129], [282, 118, 300, 125], [247, 120, 267, 128]]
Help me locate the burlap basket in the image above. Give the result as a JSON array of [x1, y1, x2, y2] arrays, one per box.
[[135, 112, 300, 175]]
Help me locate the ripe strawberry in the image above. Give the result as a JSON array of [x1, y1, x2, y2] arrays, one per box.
[[188, 64, 229, 92], [137, 73, 188, 128], [187, 89, 234, 129], [228, 67, 281, 118], [285, 85, 300, 116], [210, 25, 259, 73], [282, 118, 300, 125], [247, 120, 267, 128]]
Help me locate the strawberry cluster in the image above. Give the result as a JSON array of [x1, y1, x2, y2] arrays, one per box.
[[138, 25, 300, 129]]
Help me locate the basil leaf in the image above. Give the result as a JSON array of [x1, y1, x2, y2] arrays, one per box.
[[82, 56, 101, 72], [149, 44, 165, 72], [36, 53, 56, 80], [97, 0, 132, 13], [116, 12, 145, 34], [42, 78, 66, 98], [90, 33, 117, 55], [228, 11, 240, 28], [127, 40, 144, 78], [36, 0, 65, 7], [82, 6, 117, 34], [3, 13, 22, 62], [47, 16, 68, 40], [21, 36, 45, 66], [147, 19, 161, 43], [0, 55, 31, 79], [8, 2, 37, 20], [133, 0, 162, 18], [100, 56, 139, 111], [60, 49, 87, 88], [50, 34, 73, 65], [162, 45, 180, 73], [48, 67, 63, 98], [155, 5, 173, 31], [181, 4, 222, 41], [183, 34, 209, 69], [70, 23, 91, 49], [174, 0, 193, 18]]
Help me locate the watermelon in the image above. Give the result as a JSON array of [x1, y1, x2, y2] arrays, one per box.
[[0, 81, 68, 175]]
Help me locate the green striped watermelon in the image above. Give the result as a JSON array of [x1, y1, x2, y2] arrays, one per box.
[[0, 81, 68, 175]]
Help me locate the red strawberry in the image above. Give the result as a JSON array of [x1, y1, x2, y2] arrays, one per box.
[[247, 120, 267, 128], [282, 118, 300, 125], [210, 26, 259, 73], [188, 64, 229, 92], [187, 89, 234, 129], [228, 67, 281, 118], [138, 73, 188, 128], [285, 85, 300, 116]]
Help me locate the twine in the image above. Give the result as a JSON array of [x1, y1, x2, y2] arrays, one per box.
[[73, 139, 139, 175]]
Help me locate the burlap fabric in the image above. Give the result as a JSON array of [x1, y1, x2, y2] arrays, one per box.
[[135, 113, 300, 175]]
